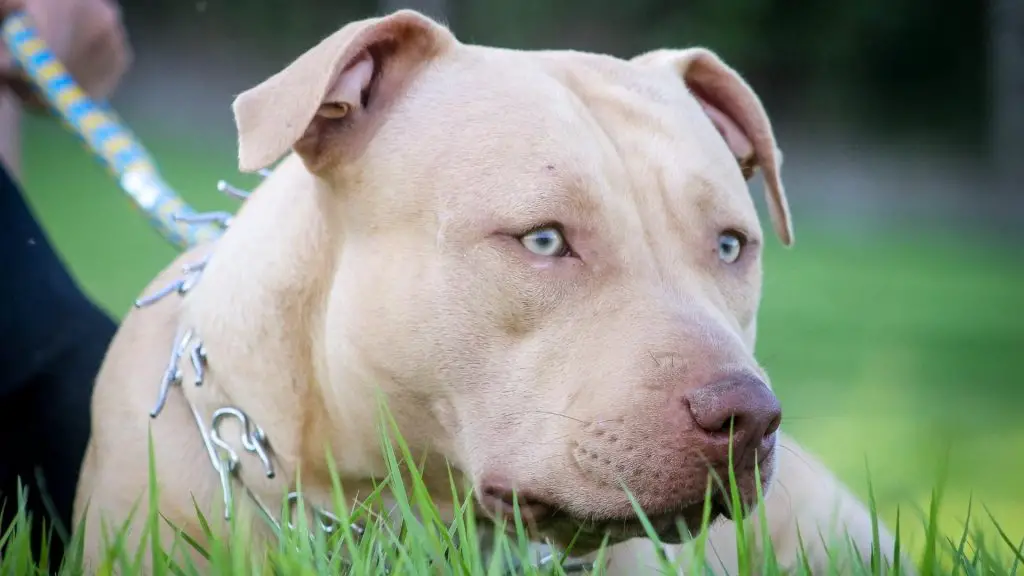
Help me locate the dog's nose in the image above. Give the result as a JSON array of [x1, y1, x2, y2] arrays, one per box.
[[683, 372, 782, 464]]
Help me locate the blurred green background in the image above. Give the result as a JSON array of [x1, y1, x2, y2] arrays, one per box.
[[16, 0, 1024, 558]]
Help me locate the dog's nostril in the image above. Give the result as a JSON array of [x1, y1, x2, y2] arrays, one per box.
[[692, 411, 743, 438], [684, 372, 782, 447], [708, 414, 742, 436], [683, 398, 740, 436]]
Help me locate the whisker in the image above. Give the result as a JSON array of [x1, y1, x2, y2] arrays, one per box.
[[779, 443, 815, 470], [773, 479, 795, 510], [522, 410, 589, 424]]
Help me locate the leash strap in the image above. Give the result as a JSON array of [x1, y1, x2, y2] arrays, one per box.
[[0, 12, 223, 250]]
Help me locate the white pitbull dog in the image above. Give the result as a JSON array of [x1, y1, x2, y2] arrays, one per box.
[[74, 10, 897, 574]]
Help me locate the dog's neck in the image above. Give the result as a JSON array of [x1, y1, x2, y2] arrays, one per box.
[[150, 158, 619, 571], [178, 155, 391, 508]]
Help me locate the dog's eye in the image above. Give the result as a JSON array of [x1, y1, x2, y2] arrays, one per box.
[[717, 230, 745, 264], [520, 226, 570, 257]]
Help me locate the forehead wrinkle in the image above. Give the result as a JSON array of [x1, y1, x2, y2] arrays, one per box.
[[509, 176, 599, 229], [565, 74, 688, 287], [445, 58, 624, 234], [570, 65, 760, 268], [544, 75, 653, 269], [629, 145, 674, 287]]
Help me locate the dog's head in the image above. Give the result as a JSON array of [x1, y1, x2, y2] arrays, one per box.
[[232, 10, 793, 548]]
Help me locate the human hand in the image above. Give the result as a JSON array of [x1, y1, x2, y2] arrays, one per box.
[[0, 0, 132, 110]]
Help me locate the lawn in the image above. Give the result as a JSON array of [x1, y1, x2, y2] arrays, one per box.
[[12, 112, 1024, 571]]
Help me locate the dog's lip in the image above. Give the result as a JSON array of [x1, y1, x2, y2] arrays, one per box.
[[554, 499, 727, 541], [476, 446, 778, 546], [487, 497, 729, 549]]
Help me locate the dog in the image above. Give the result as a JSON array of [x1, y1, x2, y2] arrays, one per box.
[[73, 9, 898, 573]]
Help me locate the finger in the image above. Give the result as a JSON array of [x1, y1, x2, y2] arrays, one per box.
[[0, 0, 28, 18], [5, 75, 49, 112], [65, 2, 131, 100]]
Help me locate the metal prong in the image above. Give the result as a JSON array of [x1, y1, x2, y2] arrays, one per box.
[[134, 257, 208, 308], [247, 425, 275, 479], [180, 269, 204, 293], [150, 329, 194, 418], [190, 343, 207, 386], [173, 211, 233, 228], [216, 455, 236, 521], [217, 180, 250, 200], [135, 278, 185, 308], [182, 255, 209, 274], [149, 366, 181, 418]]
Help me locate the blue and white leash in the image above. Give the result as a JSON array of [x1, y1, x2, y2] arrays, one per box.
[[0, 11, 228, 250]]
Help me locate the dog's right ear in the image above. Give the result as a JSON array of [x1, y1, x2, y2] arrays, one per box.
[[232, 10, 455, 174], [631, 48, 793, 246]]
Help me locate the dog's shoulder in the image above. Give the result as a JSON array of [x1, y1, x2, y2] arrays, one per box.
[[90, 246, 215, 437]]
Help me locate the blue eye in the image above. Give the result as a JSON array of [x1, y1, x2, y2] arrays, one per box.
[[717, 231, 744, 264], [520, 226, 569, 257]]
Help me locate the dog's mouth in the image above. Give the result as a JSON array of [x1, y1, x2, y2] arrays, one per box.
[[546, 496, 733, 549], [478, 489, 733, 552]]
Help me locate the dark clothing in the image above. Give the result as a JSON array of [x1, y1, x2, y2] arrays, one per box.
[[0, 160, 116, 569]]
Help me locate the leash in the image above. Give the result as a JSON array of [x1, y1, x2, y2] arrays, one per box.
[[0, 12, 225, 250]]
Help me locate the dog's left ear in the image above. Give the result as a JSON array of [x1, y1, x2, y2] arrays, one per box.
[[631, 48, 793, 246], [232, 10, 456, 174]]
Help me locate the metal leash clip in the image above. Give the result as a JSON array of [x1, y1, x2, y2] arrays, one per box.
[[535, 551, 595, 574], [284, 491, 365, 538], [208, 407, 276, 520], [281, 491, 373, 572], [211, 406, 276, 479]]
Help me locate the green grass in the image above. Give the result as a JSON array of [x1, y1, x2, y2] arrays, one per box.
[[8, 112, 1024, 573], [2, 409, 1023, 575]]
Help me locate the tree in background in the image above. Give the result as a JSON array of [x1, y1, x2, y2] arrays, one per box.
[[992, 0, 1023, 196], [115, 0, 994, 154]]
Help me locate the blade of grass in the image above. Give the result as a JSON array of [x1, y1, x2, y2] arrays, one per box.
[[324, 447, 368, 576], [623, 486, 674, 573], [864, 459, 881, 576], [1010, 536, 1023, 576], [160, 512, 209, 562], [891, 507, 901, 576], [794, 524, 814, 576], [983, 505, 1024, 568], [726, 420, 749, 576], [754, 459, 778, 576], [147, 426, 168, 576], [920, 446, 950, 576], [689, 474, 720, 576]]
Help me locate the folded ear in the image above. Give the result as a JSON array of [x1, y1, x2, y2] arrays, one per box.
[[232, 10, 455, 174], [631, 48, 793, 246]]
